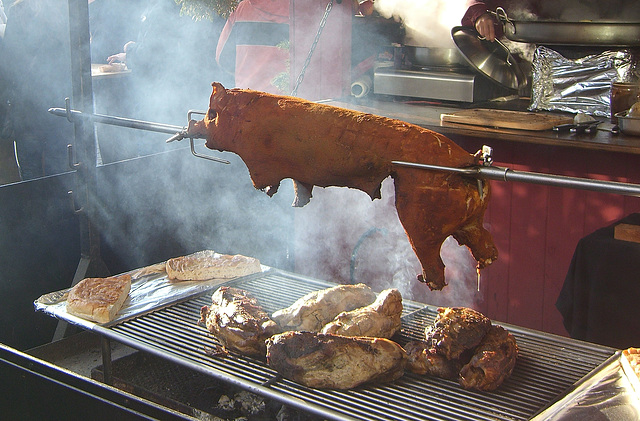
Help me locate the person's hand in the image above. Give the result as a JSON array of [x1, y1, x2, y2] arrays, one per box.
[[107, 52, 126, 64], [475, 13, 497, 41]]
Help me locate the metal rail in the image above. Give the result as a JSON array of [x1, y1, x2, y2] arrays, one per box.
[[48, 105, 230, 164], [48, 106, 190, 138], [392, 160, 640, 198]]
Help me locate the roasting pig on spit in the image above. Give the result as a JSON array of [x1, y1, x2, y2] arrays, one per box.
[[188, 83, 498, 290]]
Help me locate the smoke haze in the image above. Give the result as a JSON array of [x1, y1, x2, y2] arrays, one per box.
[[293, 178, 483, 308], [374, 0, 468, 48]]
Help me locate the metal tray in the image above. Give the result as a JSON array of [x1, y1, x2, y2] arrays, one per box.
[[495, 8, 640, 46], [616, 111, 640, 136]]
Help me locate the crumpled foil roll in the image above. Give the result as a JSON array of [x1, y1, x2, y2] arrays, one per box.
[[529, 46, 632, 117]]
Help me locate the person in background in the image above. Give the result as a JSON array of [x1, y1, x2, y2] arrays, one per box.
[[89, 0, 144, 64], [0, 0, 73, 180], [215, 0, 289, 94], [107, 0, 224, 125]]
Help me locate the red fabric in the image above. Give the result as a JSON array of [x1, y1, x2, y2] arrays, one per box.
[[461, 1, 504, 38], [216, 0, 289, 94]]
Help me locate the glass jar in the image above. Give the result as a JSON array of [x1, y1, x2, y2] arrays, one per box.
[[611, 82, 640, 124]]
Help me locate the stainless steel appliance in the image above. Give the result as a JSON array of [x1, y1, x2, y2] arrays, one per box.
[[374, 46, 513, 103]]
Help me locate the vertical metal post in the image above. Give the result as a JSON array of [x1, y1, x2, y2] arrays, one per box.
[[100, 336, 113, 385], [67, 0, 98, 266], [54, 0, 109, 341]]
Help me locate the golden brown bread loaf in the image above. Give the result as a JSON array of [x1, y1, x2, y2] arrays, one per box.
[[166, 250, 261, 281], [66, 275, 131, 323]]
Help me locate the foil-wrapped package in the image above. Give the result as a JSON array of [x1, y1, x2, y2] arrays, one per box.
[[529, 46, 632, 117]]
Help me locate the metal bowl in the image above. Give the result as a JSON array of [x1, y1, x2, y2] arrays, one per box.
[[615, 111, 640, 136], [451, 26, 526, 90], [403, 46, 466, 68]]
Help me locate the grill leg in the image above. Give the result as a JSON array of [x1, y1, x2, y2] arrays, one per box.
[[100, 336, 113, 385]]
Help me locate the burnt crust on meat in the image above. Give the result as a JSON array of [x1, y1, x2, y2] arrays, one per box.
[[406, 307, 517, 391], [199, 286, 279, 357], [459, 325, 518, 391], [425, 307, 492, 360], [404, 340, 464, 380]]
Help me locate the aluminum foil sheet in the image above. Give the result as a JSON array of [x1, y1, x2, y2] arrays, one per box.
[[529, 46, 632, 117], [34, 263, 270, 330], [532, 352, 640, 420]]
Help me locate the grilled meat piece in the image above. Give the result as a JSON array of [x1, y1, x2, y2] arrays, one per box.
[[271, 283, 376, 332], [266, 331, 407, 389], [198, 286, 279, 357], [404, 340, 464, 380], [188, 83, 498, 290], [459, 325, 518, 391], [320, 288, 403, 338], [425, 307, 491, 360]]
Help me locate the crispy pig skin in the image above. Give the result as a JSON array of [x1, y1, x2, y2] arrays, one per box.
[[199, 286, 279, 357], [189, 83, 498, 290], [266, 331, 407, 389]]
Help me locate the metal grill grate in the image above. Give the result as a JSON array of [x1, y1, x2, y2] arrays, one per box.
[[104, 270, 615, 421]]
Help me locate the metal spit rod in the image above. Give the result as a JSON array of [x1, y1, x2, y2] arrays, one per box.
[[49, 105, 640, 197], [392, 160, 640, 197], [48, 103, 230, 164]]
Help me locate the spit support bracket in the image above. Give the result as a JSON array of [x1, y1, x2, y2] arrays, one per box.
[[48, 100, 230, 165], [392, 144, 640, 198]]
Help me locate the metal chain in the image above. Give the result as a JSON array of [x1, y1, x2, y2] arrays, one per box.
[[290, 0, 333, 97]]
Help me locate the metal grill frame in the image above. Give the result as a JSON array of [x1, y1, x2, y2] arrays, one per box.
[[85, 269, 615, 421]]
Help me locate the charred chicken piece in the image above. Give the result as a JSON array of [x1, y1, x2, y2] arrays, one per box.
[[459, 325, 518, 391], [404, 340, 463, 380], [425, 307, 491, 360], [198, 286, 279, 357], [188, 83, 498, 290], [271, 283, 376, 332], [266, 331, 407, 390], [320, 288, 403, 338]]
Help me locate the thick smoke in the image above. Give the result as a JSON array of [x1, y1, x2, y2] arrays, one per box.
[[293, 178, 484, 307], [374, 0, 468, 48]]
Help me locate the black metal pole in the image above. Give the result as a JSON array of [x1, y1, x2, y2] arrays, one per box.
[[53, 0, 108, 341]]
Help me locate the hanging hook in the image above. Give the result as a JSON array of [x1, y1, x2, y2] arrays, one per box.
[[67, 190, 83, 214], [67, 144, 80, 170]]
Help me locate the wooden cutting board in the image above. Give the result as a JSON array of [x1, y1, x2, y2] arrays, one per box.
[[441, 109, 573, 131]]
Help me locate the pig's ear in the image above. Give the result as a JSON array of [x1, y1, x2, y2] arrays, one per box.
[[208, 82, 227, 117], [210, 82, 227, 104]]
